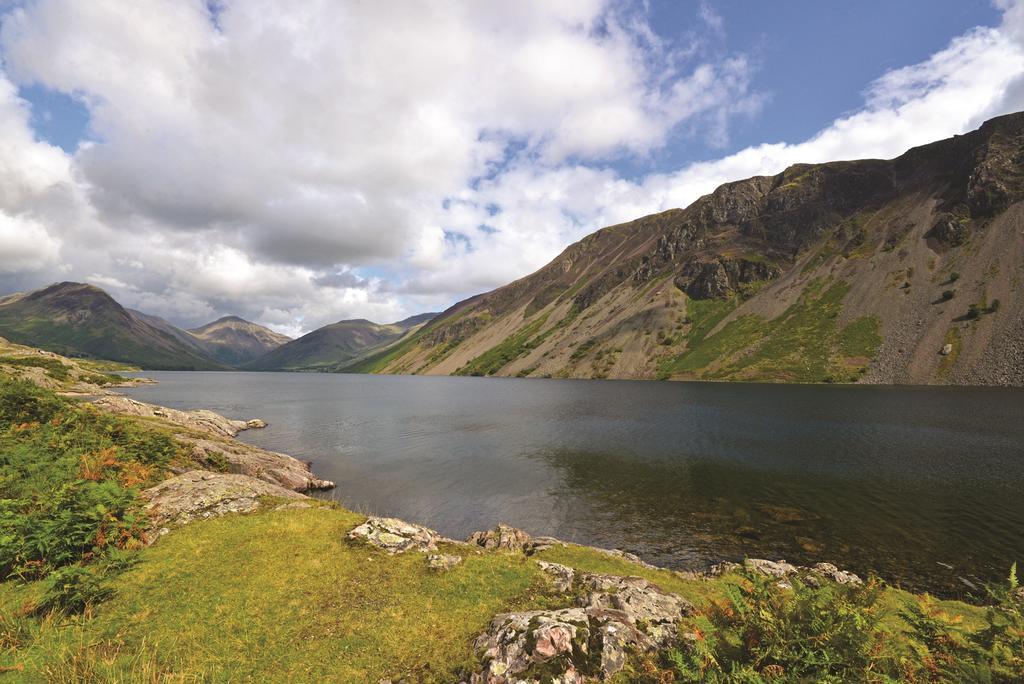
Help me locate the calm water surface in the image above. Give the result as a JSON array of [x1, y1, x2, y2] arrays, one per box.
[[122, 372, 1024, 596]]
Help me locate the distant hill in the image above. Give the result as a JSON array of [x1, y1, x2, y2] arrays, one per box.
[[0, 282, 226, 370], [245, 314, 436, 371], [363, 111, 1024, 386], [187, 316, 292, 366]]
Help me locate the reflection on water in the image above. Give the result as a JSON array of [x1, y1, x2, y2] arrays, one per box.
[[122, 372, 1024, 597]]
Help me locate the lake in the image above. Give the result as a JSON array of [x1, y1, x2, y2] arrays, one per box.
[[121, 372, 1024, 596]]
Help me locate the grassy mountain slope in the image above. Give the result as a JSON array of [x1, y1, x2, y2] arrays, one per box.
[[372, 112, 1024, 386], [0, 283, 226, 370], [187, 316, 292, 366], [245, 314, 435, 372]]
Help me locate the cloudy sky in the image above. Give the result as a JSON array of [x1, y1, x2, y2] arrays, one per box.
[[0, 0, 1022, 336]]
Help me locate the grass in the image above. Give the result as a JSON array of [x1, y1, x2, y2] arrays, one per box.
[[660, 280, 881, 383], [0, 356, 71, 382], [938, 327, 962, 378]]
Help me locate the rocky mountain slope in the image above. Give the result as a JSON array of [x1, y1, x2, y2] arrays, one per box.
[[368, 112, 1024, 386], [0, 282, 227, 370], [246, 313, 436, 371], [187, 315, 292, 366]]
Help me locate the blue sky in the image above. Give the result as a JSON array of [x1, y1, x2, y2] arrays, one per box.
[[1, 0, 1022, 333]]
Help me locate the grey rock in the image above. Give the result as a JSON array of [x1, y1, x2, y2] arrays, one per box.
[[427, 554, 463, 572], [466, 523, 533, 552], [538, 561, 575, 593], [181, 435, 335, 492], [142, 470, 305, 530], [91, 396, 262, 438], [348, 516, 440, 554], [941, 343, 953, 355], [472, 570, 692, 681]]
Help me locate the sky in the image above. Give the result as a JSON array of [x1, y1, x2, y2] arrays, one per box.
[[0, 1, 1022, 337]]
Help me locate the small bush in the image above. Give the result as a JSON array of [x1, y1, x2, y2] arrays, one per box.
[[949, 271, 961, 283], [988, 299, 1001, 313], [941, 289, 956, 301], [35, 564, 113, 615], [967, 303, 984, 319]]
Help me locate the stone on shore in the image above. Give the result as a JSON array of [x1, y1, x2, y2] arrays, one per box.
[[706, 558, 863, 586], [141, 470, 305, 530], [466, 523, 533, 552], [347, 516, 440, 554], [181, 435, 335, 492], [91, 396, 263, 438]]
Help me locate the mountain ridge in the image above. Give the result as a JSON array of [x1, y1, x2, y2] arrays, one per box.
[[362, 111, 1024, 386]]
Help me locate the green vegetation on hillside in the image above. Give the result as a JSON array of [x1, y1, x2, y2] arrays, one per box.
[[660, 281, 883, 383], [456, 313, 551, 377]]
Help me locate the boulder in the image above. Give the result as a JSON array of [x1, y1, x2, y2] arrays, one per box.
[[428, 554, 463, 572], [181, 436, 335, 492], [91, 396, 262, 438], [466, 523, 533, 552], [538, 561, 575, 593], [941, 343, 953, 356], [704, 558, 862, 586], [348, 516, 440, 554], [141, 470, 305, 530], [471, 570, 692, 682]]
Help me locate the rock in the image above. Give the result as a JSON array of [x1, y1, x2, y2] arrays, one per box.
[[91, 396, 263, 438], [941, 343, 953, 356], [141, 470, 305, 530], [471, 570, 692, 681], [810, 562, 863, 586], [181, 436, 335, 492], [744, 558, 799, 577], [246, 418, 268, 429], [427, 554, 463, 572], [347, 516, 440, 554], [538, 561, 575, 593], [705, 558, 862, 587], [466, 523, 533, 552]]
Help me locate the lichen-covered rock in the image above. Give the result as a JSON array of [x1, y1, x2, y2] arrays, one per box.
[[705, 558, 862, 586], [428, 554, 463, 572], [538, 561, 575, 593], [472, 570, 692, 682], [348, 516, 440, 554], [466, 523, 533, 552], [91, 396, 262, 438], [181, 436, 335, 492], [142, 470, 305, 529]]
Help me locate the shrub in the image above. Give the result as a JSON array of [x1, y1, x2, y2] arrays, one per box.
[[988, 299, 1001, 313], [662, 570, 895, 682], [967, 303, 984, 319], [941, 289, 956, 301], [35, 564, 113, 615], [949, 271, 961, 283], [0, 379, 63, 426]]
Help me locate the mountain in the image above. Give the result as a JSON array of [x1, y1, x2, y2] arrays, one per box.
[[365, 112, 1024, 386], [187, 316, 292, 366], [0, 282, 226, 370], [246, 314, 436, 371]]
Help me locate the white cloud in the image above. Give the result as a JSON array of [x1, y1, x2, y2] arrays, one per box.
[[0, 1, 1020, 333]]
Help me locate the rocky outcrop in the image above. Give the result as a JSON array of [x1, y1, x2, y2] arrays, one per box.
[[467, 523, 533, 552], [347, 516, 441, 554], [91, 396, 264, 438], [180, 435, 335, 492], [141, 470, 305, 530], [470, 565, 694, 683], [707, 558, 863, 586], [428, 554, 463, 572]]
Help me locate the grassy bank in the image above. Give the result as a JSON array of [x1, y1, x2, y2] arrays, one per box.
[[1, 378, 1021, 682]]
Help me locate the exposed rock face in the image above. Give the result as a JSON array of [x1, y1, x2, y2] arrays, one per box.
[[347, 516, 440, 554], [707, 558, 863, 586], [141, 470, 305, 530], [92, 396, 261, 438], [466, 523, 534, 552], [471, 568, 694, 682], [538, 561, 575, 593], [427, 554, 463, 572], [180, 435, 335, 492]]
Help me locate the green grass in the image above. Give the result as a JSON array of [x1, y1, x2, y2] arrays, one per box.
[[660, 281, 882, 383], [456, 313, 551, 377], [0, 356, 71, 382]]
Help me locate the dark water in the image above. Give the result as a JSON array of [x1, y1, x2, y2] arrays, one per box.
[[121, 372, 1024, 596]]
